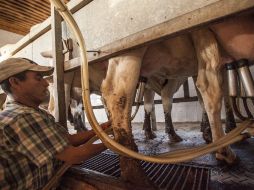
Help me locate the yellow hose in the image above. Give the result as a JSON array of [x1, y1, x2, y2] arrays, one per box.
[[50, 0, 254, 164]]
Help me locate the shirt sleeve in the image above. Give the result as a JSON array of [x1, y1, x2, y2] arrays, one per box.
[[3, 112, 70, 167]]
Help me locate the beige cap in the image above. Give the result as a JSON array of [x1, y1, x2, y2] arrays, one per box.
[[0, 58, 54, 83]]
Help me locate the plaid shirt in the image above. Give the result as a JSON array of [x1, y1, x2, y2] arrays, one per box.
[[0, 100, 70, 190]]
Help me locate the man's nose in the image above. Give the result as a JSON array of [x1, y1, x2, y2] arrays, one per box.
[[42, 78, 49, 87]]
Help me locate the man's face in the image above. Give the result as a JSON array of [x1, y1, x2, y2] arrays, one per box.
[[16, 71, 50, 105]]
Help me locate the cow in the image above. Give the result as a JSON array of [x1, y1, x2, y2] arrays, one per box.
[[143, 77, 187, 142], [143, 75, 236, 144], [143, 77, 210, 143]]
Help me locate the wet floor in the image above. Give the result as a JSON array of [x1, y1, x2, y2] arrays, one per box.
[[132, 122, 206, 152], [132, 122, 216, 165], [131, 122, 254, 189]]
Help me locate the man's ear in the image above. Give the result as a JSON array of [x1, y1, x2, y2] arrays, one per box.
[[8, 77, 20, 88]]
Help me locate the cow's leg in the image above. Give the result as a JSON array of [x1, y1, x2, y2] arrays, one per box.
[[222, 73, 237, 133], [192, 29, 237, 164], [68, 105, 74, 124], [71, 100, 87, 132], [162, 79, 183, 143], [143, 88, 156, 139], [192, 76, 212, 144], [224, 95, 237, 133], [101, 49, 155, 188], [64, 72, 74, 118], [151, 102, 157, 131]]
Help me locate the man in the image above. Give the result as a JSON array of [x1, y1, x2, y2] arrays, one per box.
[[0, 58, 109, 190]]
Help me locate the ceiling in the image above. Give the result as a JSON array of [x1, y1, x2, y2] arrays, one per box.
[[0, 0, 69, 35]]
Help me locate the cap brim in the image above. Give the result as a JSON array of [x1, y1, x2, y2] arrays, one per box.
[[29, 65, 54, 76]]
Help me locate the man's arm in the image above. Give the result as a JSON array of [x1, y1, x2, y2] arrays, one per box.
[[67, 121, 111, 146], [55, 143, 107, 164], [67, 130, 96, 146]]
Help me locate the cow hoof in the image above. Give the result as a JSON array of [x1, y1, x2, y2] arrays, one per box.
[[216, 155, 240, 167], [120, 157, 157, 190], [216, 149, 239, 165], [200, 120, 210, 132], [169, 134, 183, 143], [202, 127, 212, 144], [225, 121, 237, 133], [145, 131, 157, 140]]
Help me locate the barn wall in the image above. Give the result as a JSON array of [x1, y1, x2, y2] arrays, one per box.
[[13, 31, 53, 67], [0, 30, 23, 62], [10, 0, 252, 123], [0, 29, 23, 49]]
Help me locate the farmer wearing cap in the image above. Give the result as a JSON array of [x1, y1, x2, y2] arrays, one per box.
[[0, 58, 109, 190]]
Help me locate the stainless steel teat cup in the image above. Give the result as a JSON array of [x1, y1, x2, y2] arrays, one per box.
[[239, 80, 246, 97], [236, 59, 254, 97], [225, 61, 238, 97]]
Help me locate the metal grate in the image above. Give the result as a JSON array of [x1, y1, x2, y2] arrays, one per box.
[[73, 152, 210, 190]]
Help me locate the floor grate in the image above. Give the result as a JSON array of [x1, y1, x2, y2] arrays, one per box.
[[72, 152, 210, 190]]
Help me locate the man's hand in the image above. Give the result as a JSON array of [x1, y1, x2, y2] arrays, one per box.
[[100, 121, 111, 130]]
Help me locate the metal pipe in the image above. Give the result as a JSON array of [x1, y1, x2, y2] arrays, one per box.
[[242, 97, 253, 118], [239, 80, 253, 119], [236, 59, 254, 97], [239, 79, 246, 97], [231, 97, 247, 121]]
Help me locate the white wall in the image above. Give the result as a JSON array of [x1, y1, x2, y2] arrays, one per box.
[[0, 29, 23, 48], [0, 29, 24, 61]]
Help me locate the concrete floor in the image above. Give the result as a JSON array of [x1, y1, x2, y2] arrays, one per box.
[[132, 122, 206, 154], [132, 122, 218, 165]]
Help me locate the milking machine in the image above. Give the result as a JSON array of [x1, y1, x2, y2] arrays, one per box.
[[226, 59, 254, 120]]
